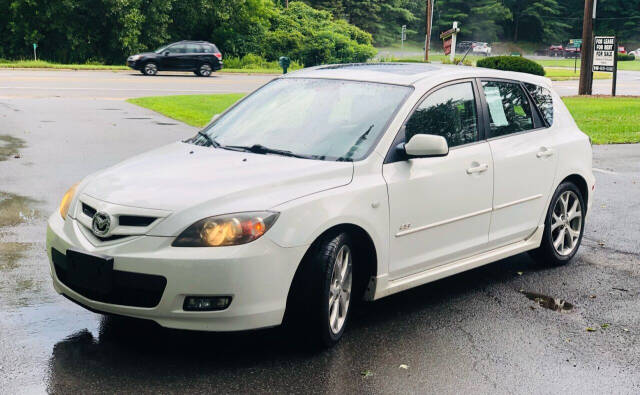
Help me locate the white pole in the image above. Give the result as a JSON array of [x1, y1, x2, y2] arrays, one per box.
[[450, 21, 458, 62]]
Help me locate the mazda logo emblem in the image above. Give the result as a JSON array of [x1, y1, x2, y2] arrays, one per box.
[[92, 212, 111, 237]]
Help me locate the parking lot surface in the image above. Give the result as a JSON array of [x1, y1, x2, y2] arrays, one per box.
[[1, 74, 639, 393]]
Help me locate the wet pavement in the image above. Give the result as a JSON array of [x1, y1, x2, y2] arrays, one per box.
[[1, 92, 640, 393]]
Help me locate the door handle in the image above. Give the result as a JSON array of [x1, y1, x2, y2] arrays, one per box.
[[536, 147, 554, 158], [466, 163, 489, 175]]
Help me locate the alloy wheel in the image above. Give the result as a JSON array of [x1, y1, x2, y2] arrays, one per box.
[[551, 190, 582, 256], [199, 64, 212, 77], [328, 245, 352, 335], [144, 63, 157, 75]]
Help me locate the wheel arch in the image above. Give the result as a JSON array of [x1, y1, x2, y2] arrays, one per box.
[[560, 173, 589, 212], [283, 223, 378, 324]]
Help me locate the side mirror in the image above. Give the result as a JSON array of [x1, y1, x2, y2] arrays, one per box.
[[163, 51, 170, 56], [403, 134, 449, 158]]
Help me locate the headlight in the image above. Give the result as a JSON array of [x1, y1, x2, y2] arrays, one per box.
[[172, 211, 279, 247], [130, 54, 141, 61], [59, 183, 79, 220]]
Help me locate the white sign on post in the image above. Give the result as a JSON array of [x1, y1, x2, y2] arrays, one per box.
[[593, 36, 615, 72]]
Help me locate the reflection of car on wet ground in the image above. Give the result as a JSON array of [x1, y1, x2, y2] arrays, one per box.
[[126, 40, 223, 77], [46, 63, 594, 347]]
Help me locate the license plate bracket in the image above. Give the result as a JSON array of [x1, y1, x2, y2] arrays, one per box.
[[65, 249, 114, 294]]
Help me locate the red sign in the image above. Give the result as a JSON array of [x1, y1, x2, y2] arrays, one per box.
[[440, 28, 456, 40], [443, 38, 452, 55]]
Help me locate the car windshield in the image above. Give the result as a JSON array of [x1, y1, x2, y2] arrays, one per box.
[[194, 78, 412, 161], [154, 44, 169, 53]]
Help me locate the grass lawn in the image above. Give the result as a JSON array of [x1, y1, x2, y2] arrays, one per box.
[[127, 94, 246, 127], [536, 58, 640, 71], [0, 59, 128, 70], [0, 59, 284, 74], [128, 93, 640, 144], [544, 67, 611, 81], [563, 96, 640, 144]]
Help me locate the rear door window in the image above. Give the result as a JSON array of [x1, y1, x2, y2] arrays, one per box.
[[525, 83, 554, 126], [481, 80, 534, 137], [185, 44, 200, 53]]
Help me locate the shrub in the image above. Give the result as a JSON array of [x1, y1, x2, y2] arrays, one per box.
[[618, 53, 636, 61], [441, 57, 474, 66], [476, 56, 545, 76], [223, 54, 302, 71], [262, 2, 376, 66]]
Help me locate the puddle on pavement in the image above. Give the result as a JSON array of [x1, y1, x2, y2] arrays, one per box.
[[0, 191, 39, 228], [155, 121, 178, 126], [0, 242, 30, 270], [521, 291, 574, 312], [0, 135, 26, 161]]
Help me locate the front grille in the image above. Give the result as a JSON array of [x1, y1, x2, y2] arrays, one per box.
[[119, 215, 156, 227], [52, 248, 166, 308], [78, 202, 158, 243], [82, 203, 97, 218]]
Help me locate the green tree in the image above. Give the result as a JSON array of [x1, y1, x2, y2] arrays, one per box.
[[265, 2, 376, 65], [432, 0, 511, 42], [502, 0, 570, 43]]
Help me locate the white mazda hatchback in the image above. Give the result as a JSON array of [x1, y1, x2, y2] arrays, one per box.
[[47, 63, 594, 346]]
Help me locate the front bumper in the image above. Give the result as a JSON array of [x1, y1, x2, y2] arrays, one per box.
[[126, 59, 142, 69], [46, 213, 308, 331]]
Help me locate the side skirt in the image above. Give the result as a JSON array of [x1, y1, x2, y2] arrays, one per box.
[[370, 225, 544, 300]]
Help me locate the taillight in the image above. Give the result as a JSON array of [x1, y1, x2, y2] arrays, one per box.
[[214, 52, 222, 60]]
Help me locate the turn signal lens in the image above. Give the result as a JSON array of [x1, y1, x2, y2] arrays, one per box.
[[59, 183, 79, 220], [172, 212, 279, 247]]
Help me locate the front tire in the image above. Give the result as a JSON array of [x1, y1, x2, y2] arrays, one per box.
[[143, 62, 158, 76], [284, 232, 353, 348], [530, 182, 585, 266]]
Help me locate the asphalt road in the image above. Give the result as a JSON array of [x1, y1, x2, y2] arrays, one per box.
[[0, 69, 274, 99], [2, 68, 640, 99], [1, 71, 640, 394]]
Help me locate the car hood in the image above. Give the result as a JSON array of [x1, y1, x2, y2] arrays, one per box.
[[81, 142, 353, 214], [130, 52, 156, 58]]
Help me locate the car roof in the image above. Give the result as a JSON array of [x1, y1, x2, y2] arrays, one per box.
[[175, 40, 215, 44], [283, 63, 551, 88]]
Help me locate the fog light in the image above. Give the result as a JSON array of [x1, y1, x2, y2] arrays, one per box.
[[183, 296, 231, 311]]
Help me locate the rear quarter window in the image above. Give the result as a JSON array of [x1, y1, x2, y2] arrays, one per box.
[[525, 83, 554, 126]]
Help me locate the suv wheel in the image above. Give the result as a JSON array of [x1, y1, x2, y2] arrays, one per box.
[[143, 62, 158, 76], [197, 63, 212, 77], [530, 182, 585, 266]]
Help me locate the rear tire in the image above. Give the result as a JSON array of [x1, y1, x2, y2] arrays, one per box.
[[530, 182, 585, 266], [197, 63, 212, 77]]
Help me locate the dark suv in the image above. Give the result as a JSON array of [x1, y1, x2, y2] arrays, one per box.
[[127, 40, 223, 77]]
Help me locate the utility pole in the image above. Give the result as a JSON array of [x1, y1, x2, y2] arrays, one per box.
[[424, 0, 432, 61], [578, 0, 595, 95]]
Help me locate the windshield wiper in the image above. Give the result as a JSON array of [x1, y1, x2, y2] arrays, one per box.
[[223, 144, 313, 159], [197, 131, 220, 148]]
